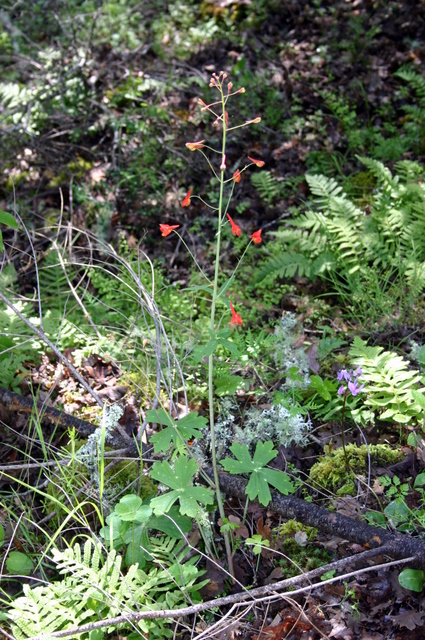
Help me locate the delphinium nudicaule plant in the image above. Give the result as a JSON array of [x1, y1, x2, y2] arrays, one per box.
[[157, 71, 294, 576]]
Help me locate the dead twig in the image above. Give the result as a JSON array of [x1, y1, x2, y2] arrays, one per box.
[[25, 548, 411, 640]]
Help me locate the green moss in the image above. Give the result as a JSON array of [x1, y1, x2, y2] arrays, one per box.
[[272, 520, 332, 577], [277, 519, 316, 540], [309, 443, 401, 496]]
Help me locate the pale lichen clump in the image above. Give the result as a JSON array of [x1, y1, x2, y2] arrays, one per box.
[[234, 403, 311, 451], [273, 312, 310, 389]]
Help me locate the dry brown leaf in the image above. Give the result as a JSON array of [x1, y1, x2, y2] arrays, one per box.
[[393, 609, 425, 630]]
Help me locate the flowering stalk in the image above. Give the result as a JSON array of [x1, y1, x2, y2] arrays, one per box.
[[337, 367, 364, 470], [161, 70, 263, 577], [208, 74, 230, 571]]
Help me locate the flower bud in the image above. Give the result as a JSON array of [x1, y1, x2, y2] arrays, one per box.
[[247, 156, 265, 167]]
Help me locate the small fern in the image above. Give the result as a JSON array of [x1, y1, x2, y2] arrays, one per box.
[[349, 337, 425, 424], [394, 68, 425, 153], [251, 171, 282, 205], [8, 538, 208, 639], [256, 158, 425, 320]]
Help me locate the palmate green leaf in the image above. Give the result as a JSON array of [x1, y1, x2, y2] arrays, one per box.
[[221, 442, 256, 474], [219, 339, 240, 355], [221, 442, 295, 506], [252, 441, 280, 467], [261, 468, 295, 495], [149, 456, 214, 517], [114, 495, 152, 522], [147, 409, 206, 453], [246, 470, 272, 506]]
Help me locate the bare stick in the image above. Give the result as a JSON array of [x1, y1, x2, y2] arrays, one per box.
[[25, 547, 407, 640]]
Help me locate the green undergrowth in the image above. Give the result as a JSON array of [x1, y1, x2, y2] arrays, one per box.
[[45, 438, 157, 528], [256, 156, 425, 327]]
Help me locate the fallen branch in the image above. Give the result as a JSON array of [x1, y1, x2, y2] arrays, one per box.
[[208, 469, 425, 568], [0, 386, 139, 452], [24, 547, 411, 640]]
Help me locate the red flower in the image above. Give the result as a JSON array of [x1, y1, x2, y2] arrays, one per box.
[[247, 156, 265, 167], [227, 213, 241, 237], [185, 140, 205, 151], [224, 111, 229, 126], [160, 224, 180, 237], [250, 229, 262, 244], [182, 189, 192, 207], [233, 170, 241, 183], [229, 301, 243, 326]]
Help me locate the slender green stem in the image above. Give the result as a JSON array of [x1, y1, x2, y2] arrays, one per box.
[[208, 79, 234, 578]]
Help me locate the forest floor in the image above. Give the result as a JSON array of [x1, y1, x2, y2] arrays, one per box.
[[1, 1, 425, 638]]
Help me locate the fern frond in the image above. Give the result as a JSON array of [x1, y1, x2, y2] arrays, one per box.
[[8, 539, 208, 639], [349, 337, 424, 423], [256, 252, 314, 282], [305, 174, 342, 207], [251, 171, 282, 204], [357, 155, 397, 188], [395, 68, 425, 104], [394, 160, 425, 182], [9, 585, 77, 639], [405, 260, 425, 296]]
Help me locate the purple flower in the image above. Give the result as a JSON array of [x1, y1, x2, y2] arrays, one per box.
[[337, 369, 351, 382], [347, 380, 365, 396], [336, 367, 365, 397]]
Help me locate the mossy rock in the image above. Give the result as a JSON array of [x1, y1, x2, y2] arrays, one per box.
[[309, 443, 401, 496]]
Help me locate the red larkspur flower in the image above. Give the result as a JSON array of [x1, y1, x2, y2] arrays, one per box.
[[247, 156, 265, 167], [229, 301, 243, 326], [182, 189, 192, 207], [250, 229, 262, 244], [233, 170, 241, 183], [185, 140, 205, 151], [160, 224, 180, 237], [227, 213, 241, 237]]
